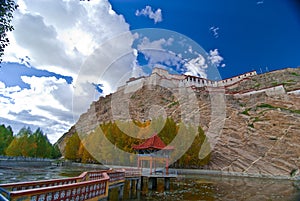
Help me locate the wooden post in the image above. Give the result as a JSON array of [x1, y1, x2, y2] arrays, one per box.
[[164, 178, 170, 190], [118, 184, 124, 200], [137, 177, 143, 190], [148, 177, 157, 190], [150, 157, 153, 175], [166, 158, 169, 175]]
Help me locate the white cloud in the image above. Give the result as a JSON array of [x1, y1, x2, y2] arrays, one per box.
[[136, 36, 184, 69], [184, 54, 208, 78], [4, 0, 131, 78], [256, 1, 264, 5], [208, 49, 224, 67], [0, 76, 74, 143], [135, 6, 162, 24], [1, 0, 136, 143], [137, 37, 173, 50], [209, 26, 220, 38]]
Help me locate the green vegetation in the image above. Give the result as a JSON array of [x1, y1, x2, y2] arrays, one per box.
[[257, 103, 300, 114], [0, 0, 18, 63], [254, 83, 261, 88], [64, 118, 210, 168], [290, 72, 300, 76], [241, 108, 251, 116], [248, 123, 254, 128], [253, 117, 261, 122], [0, 125, 61, 158], [0, 125, 13, 155], [257, 103, 275, 109], [168, 101, 179, 108]]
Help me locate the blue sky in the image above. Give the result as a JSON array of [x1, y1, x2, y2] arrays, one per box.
[[109, 0, 300, 77], [0, 0, 299, 143]]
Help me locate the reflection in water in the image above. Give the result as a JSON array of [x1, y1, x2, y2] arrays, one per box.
[[0, 166, 299, 200]]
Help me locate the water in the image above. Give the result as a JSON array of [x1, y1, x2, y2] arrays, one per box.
[[0, 166, 299, 201]]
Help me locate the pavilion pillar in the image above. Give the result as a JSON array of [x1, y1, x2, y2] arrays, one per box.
[[154, 158, 156, 174], [166, 158, 169, 175], [149, 157, 153, 175]]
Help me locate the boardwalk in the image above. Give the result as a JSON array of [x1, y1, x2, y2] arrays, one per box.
[[0, 168, 142, 201]]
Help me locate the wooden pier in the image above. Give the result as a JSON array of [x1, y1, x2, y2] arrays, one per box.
[[0, 168, 142, 201]]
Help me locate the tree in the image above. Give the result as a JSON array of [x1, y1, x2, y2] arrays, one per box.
[[5, 127, 61, 158], [0, 124, 14, 155], [64, 132, 81, 161], [6, 127, 34, 157], [0, 0, 18, 63]]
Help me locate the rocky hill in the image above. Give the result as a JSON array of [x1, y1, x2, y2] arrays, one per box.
[[57, 67, 300, 178]]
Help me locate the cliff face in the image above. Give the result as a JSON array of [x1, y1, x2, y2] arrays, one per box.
[[57, 67, 300, 178]]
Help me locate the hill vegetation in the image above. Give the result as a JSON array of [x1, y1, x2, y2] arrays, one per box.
[[64, 118, 210, 168], [0, 124, 61, 159]]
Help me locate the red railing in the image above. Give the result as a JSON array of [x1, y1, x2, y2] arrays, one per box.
[[107, 170, 125, 184], [122, 168, 142, 178], [0, 171, 109, 201], [0, 169, 140, 201]]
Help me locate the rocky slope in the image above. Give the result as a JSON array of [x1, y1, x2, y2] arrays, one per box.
[[57, 67, 300, 178]]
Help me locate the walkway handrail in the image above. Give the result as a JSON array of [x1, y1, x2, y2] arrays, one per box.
[[122, 168, 142, 177], [107, 169, 125, 184], [9, 173, 109, 201], [0, 171, 108, 192], [0, 168, 141, 201], [0, 177, 79, 192], [0, 171, 109, 201]]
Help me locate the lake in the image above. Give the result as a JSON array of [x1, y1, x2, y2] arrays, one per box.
[[0, 166, 299, 201]]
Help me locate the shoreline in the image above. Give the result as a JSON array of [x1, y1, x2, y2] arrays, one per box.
[[63, 162, 300, 181]]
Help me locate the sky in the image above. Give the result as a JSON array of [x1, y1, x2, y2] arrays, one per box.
[[0, 0, 299, 143]]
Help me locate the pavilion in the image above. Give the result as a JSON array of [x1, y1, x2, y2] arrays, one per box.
[[132, 134, 174, 175]]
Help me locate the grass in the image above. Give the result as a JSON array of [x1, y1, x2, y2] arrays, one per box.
[[254, 83, 261, 88], [241, 108, 251, 116], [253, 117, 261, 122], [168, 101, 179, 108], [257, 103, 275, 109], [257, 103, 300, 115], [290, 72, 300, 76]]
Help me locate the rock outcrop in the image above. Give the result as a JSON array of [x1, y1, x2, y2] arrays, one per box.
[[57, 67, 300, 178]]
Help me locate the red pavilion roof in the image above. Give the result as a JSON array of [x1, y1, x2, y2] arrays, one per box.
[[132, 134, 174, 150]]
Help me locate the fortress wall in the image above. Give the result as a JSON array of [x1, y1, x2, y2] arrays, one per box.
[[125, 68, 258, 92], [287, 89, 300, 95], [218, 71, 257, 87], [152, 68, 170, 78], [168, 74, 186, 80], [234, 85, 286, 98], [124, 78, 144, 93]]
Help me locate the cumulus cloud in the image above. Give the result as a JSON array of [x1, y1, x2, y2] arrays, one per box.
[[4, 0, 131, 78], [208, 49, 225, 67], [0, 77, 74, 143], [184, 55, 208, 78], [1, 0, 136, 142], [135, 6, 162, 24]]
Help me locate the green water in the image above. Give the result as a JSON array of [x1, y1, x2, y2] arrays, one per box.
[[0, 166, 299, 201]]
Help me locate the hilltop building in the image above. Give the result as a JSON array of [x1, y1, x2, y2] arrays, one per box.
[[118, 67, 257, 93]]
